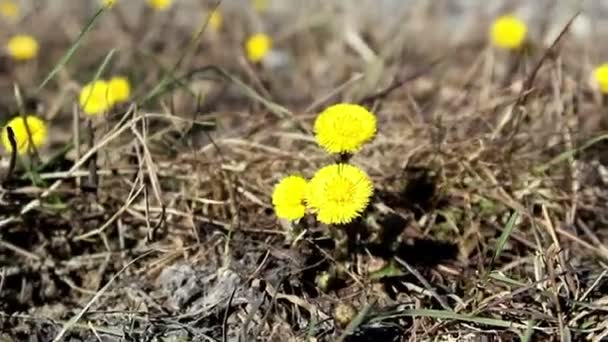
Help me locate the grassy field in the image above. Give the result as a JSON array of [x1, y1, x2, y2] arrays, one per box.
[[1, 1, 608, 341]]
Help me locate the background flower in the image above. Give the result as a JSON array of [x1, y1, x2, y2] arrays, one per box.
[[246, 33, 272, 63], [208, 9, 222, 31], [146, 0, 172, 11], [593, 63, 608, 94], [102, 0, 117, 8], [6, 34, 39, 61], [1, 115, 48, 155], [272, 175, 309, 221], [108, 76, 131, 104], [0, 0, 18, 19], [306, 164, 373, 224], [79, 80, 113, 116], [314, 103, 377, 154], [490, 15, 527, 50]]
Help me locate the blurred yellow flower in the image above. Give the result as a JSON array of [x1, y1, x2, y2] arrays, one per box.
[[79, 80, 113, 116], [6, 34, 39, 61], [272, 175, 308, 221], [208, 9, 222, 31], [252, 0, 269, 13], [593, 64, 608, 94], [306, 164, 373, 225], [245, 33, 272, 63], [108, 76, 131, 104], [314, 103, 376, 154], [146, 0, 172, 11], [1, 115, 48, 155], [101, 0, 117, 8], [0, 0, 18, 19], [490, 15, 527, 50]]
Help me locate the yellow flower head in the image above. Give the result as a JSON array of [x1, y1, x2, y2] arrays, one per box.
[[1, 115, 47, 155], [245, 33, 272, 63], [0, 0, 19, 19], [101, 0, 117, 8], [108, 76, 131, 104], [593, 63, 608, 94], [146, 0, 172, 11], [272, 175, 308, 221], [314, 103, 377, 154], [208, 9, 222, 31], [79, 80, 114, 116], [490, 15, 528, 50], [6, 34, 39, 61], [306, 164, 373, 225]]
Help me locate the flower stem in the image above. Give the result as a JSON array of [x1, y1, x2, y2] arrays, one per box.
[[337, 152, 352, 163]]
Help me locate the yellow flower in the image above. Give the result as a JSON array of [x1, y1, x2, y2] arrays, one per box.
[[252, 0, 269, 13], [101, 0, 117, 8], [79, 80, 113, 116], [307, 164, 373, 225], [208, 9, 222, 31], [272, 175, 308, 221], [6, 34, 39, 61], [314, 103, 377, 154], [0, 0, 18, 19], [146, 0, 172, 11], [593, 64, 608, 94], [490, 15, 527, 50], [108, 76, 131, 104], [1, 115, 48, 155], [245, 33, 272, 63]]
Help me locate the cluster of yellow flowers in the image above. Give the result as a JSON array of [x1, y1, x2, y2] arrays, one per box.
[[79, 77, 131, 116], [0, 76, 131, 155], [272, 104, 376, 225], [489, 14, 608, 96]]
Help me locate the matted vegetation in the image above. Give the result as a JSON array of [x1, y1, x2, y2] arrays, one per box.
[[1, 1, 608, 341]]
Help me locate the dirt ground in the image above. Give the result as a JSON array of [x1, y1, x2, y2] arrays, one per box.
[[1, 1, 608, 341]]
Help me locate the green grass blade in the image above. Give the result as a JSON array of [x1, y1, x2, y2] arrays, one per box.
[[35, 6, 106, 94], [534, 132, 608, 174], [369, 309, 519, 329], [521, 320, 536, 342], [490, 211, 519, 268]]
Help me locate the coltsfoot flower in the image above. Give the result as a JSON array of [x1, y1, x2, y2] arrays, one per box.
[[79, 80, 113, 116], [6, 34, 38, 61], [490, 15, 528, 50], [593, 63, 608, 94], [108, 76, 131, 104], [307, 164, 373, 225], [272, 175, 308, 221], [0, 0, 18, 19], [146, 0, 172, 11], [314, 103, 377, 154], [245, 33, 272, 63], [1, 115, 47, 155]]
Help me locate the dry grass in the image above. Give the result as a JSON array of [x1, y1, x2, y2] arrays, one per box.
[[1, 1, 608, 341]]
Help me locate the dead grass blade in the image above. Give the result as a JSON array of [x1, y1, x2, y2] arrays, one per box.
[[52, 250, 155, 341]]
